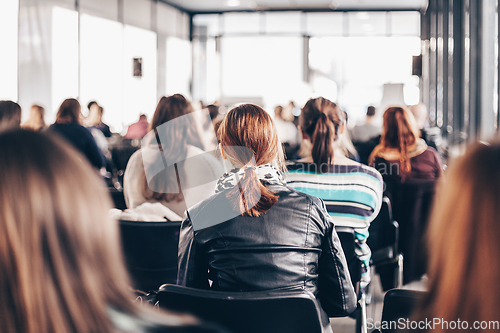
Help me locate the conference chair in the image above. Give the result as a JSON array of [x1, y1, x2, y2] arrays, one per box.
[[372, 289, 426, 333], [367, 197, 403, 291], [336, 228, 366, 333], [119, 220, 181, 292], [156, 284, 330, 333]]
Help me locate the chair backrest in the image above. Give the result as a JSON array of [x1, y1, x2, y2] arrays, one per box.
[[156, 284, 328, 333], [110, 188, 127, 210], [389, 180, 437, 283], [367, 197, 399, 264], [118, 220, 181, 292], [336, 228, 362, 287], [380, 289, 426, 333]]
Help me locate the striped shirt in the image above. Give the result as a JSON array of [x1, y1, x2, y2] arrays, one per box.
[[285, 162, 383, 229]]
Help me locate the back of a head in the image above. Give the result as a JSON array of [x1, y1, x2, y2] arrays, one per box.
[[299, 97, 344, 170], [0, 129, 138, 332], [416, 142, 500, 331], [219, 104, 284, 216], [366, 105, 376, 117], [0, 100, 22, 132], [56, 98, 81, 124], [22, 105, 46, 132], [371, 106, 419, 178], [141, 94, 202, 204], [274, 105, 283, 119]]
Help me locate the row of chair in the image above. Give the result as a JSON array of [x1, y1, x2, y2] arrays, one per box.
[[117, 195, 404, 333], [154, 285, 423, 333]]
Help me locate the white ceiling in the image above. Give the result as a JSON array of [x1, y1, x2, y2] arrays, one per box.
[[163, 0, 428, 13]]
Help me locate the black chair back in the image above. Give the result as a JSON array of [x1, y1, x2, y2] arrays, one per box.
[[380, 289, 426, 333], [119, 220, 181, 292], [389, 180, 437, 284], [368, 197, 399, 264], [336, 228, 362, 287], [110, 188, 127, 210], [156, 284, 329, 333]]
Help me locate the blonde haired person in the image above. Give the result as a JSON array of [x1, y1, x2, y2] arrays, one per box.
[[22, 104, 46, 131], [0, 129, 224, 333], [412, 141, 500, 332]]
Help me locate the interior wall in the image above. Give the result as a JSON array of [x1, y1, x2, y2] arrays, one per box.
[[17, 0, 190, 130]]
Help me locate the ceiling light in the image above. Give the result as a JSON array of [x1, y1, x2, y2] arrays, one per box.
[[227, 0, 241, 7]]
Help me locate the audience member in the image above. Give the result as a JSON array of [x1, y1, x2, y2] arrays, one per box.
[[351, 106, 381, 143], [124, 94, 222, 218], [286, 97, 383, 290], [48, 98, 104, 170], [0, 100, 21, 132], [177, 104, 357, 332], [124, 114, 149, 139], [22, 104, 46, 131], [412, 141, 500, 333], [0, 129, 223, 333], [369, 106, 442, 286], [274, 105, 301, 148], [87, 102, 112, 137]]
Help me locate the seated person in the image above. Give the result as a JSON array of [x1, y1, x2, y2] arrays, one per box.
[[412, 141, 500, 332], [286, 97, 383, 291], [124, 94, 223, 218], [125, 114, 149, 139], [22, 104, 46, 131], [351, 105, 381, 143], [86, 101, 112, 137], [0, 129, 224, 333], [370, 106, 442, 285], [0, 100, 21, 132], [48, 98, 104, 170], [177, 104, 357, 332]]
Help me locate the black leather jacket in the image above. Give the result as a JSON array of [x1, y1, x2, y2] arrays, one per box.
[[177, 184, 357, 318]]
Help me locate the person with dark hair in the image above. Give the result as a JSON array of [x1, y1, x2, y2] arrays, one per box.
[[351, 105, 381, 143], [0, 100, 22, 132], [411, 141, 500, 333], [177, 104, 357, 332], [0, 129, 225, 333], [286, 97, 383, 291], [369, 106, 442, 285], [48, 98, 104, 170], [124, 94, 222, 217], [124, 114, 149, 139]]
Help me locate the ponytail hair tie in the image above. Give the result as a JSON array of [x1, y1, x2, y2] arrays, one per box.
[[243, 165, 256, 171]]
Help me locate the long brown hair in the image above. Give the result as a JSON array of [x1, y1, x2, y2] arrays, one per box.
[[218, 104, 284, 217], [22, 104, 46, 131], [299, 97, 344, 171], [0, 129, 195, 333], [369, 106, 419, 179], [413, 142, 500, 332], [55, 98, 81, 124], [142, 94, 203, 203]]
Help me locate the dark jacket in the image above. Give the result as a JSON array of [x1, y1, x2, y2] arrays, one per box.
[[48, 123, 105, 169], [177, 184, 357, 318]]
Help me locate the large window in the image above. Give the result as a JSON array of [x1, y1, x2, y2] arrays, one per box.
[[0, 0, 19, 101]]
